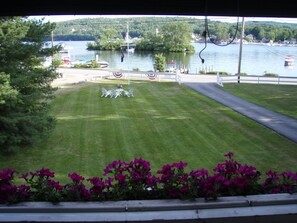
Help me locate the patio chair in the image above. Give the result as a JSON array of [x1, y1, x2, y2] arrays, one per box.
[[101, 88, 107, 97], [124, 89, 134, 97], [103, 89, 112, 98], [114, 89, 122, 98]]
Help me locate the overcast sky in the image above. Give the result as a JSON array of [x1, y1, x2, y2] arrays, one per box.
[[29, 15, 297, 24]]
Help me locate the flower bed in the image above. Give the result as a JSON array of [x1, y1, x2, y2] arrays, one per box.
[[1, 152, 297, 204]]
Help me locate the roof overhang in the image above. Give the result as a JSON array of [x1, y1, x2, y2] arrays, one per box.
[[1, 0, 297, 18]]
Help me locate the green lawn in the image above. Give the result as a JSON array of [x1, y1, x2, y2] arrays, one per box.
[[222, 83, 297, 119], [1, 79, 297, 183]]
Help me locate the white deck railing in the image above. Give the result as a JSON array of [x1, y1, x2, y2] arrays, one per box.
[[218, 74, 297, 86]]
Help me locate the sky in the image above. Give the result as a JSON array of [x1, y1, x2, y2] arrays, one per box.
[[29, 15, 297, 24]]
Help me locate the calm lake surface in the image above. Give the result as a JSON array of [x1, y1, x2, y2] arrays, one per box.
[[57, 41, 297, 77]]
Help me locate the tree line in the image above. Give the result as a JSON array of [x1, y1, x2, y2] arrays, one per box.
[[51, 17, 297, 43]]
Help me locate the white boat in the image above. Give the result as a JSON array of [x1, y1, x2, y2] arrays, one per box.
[[126, 47, 135, 53], [95, 55, 109, 68], [97, 60, 109, 68], [284, 55, 294, 66], [59, 43, 72, 64], [165, 61, 176, 73], [70, 59, 109, 68]]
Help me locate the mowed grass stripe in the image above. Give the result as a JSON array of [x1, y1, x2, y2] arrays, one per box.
[[1, 80, 296, 183], [133, 82, 218, 168], [149, 84, 218, 165], [118, 82, 172, 168]]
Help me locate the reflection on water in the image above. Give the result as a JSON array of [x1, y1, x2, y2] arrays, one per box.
[[56, 41, 297, 77]]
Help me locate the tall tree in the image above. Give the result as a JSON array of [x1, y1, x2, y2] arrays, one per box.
[[0, 17, 60, 153], [161, 22, 194, 52]]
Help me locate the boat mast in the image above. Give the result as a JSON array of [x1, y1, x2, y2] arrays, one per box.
[[126, 23, 129, 53]]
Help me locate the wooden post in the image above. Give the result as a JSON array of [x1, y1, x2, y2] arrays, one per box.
[[237, 17, 245, 84]]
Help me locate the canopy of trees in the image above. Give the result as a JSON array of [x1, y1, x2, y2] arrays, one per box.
[[51, 17, 297, 44], [0, 17, 60, 153], [87, 21, 195, 52]]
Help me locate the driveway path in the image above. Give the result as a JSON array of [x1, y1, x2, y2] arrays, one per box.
[[183, 82, 297, 144]]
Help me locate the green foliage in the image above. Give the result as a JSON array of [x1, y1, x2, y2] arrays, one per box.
[[87, 28, 125, 50], [89, 60, 100, 68], [51, 17, 297, 43], [52, 58, 63, 67], [161, 22, 194, 52], [199, 71, 230, 75], [0, 72, 18, 105], [136, 22, 195, 52], [135, 32, 163, 51], [0, 17, 60, 153], [263, 73, 279, 77], [154, 54, 166, 72]]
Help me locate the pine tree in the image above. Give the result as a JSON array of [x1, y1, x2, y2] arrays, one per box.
[[0, 17, 60, 152]]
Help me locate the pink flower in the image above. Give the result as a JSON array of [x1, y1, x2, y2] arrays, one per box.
[[172, 161, 188, 169], [0, 168, 18, 182], [115, 174, 127, 185], [36, 168, 55, 178], [18, 185, 30, 197], [104, 160, 128, 176], [224, 152, 235, 159], [88, 177, 106, 194], [190, 169, 208, 178], [47, 180, 64, 190], [213, 163, 225, 173], [68, 172, 84, 183]]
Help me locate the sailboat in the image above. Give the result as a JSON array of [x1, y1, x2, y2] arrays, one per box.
[[125, 24, 135, 53], [126, 46, 135, 53], [284, 55, 294, 66]]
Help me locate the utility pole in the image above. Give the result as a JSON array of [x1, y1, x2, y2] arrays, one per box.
[[237, 17, 245, 84]]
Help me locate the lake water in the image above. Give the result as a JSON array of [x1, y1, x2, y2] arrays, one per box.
[[56, 41, 297, 77]]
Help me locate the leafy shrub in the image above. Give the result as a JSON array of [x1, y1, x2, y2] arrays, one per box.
[[199, 71, 230, 75], [263, 73, 279, 77], [154, 54, 166, 72]]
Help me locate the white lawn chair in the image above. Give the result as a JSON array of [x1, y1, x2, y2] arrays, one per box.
[[104, 89, 112, 98], [124, 89, 134, 97], [114, 89, 122, 98], [101, 88, 107, 97], [109, 89, 116, 98]]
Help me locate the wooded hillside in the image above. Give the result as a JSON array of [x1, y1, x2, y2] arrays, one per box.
[[50, 17, 297, 43]]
